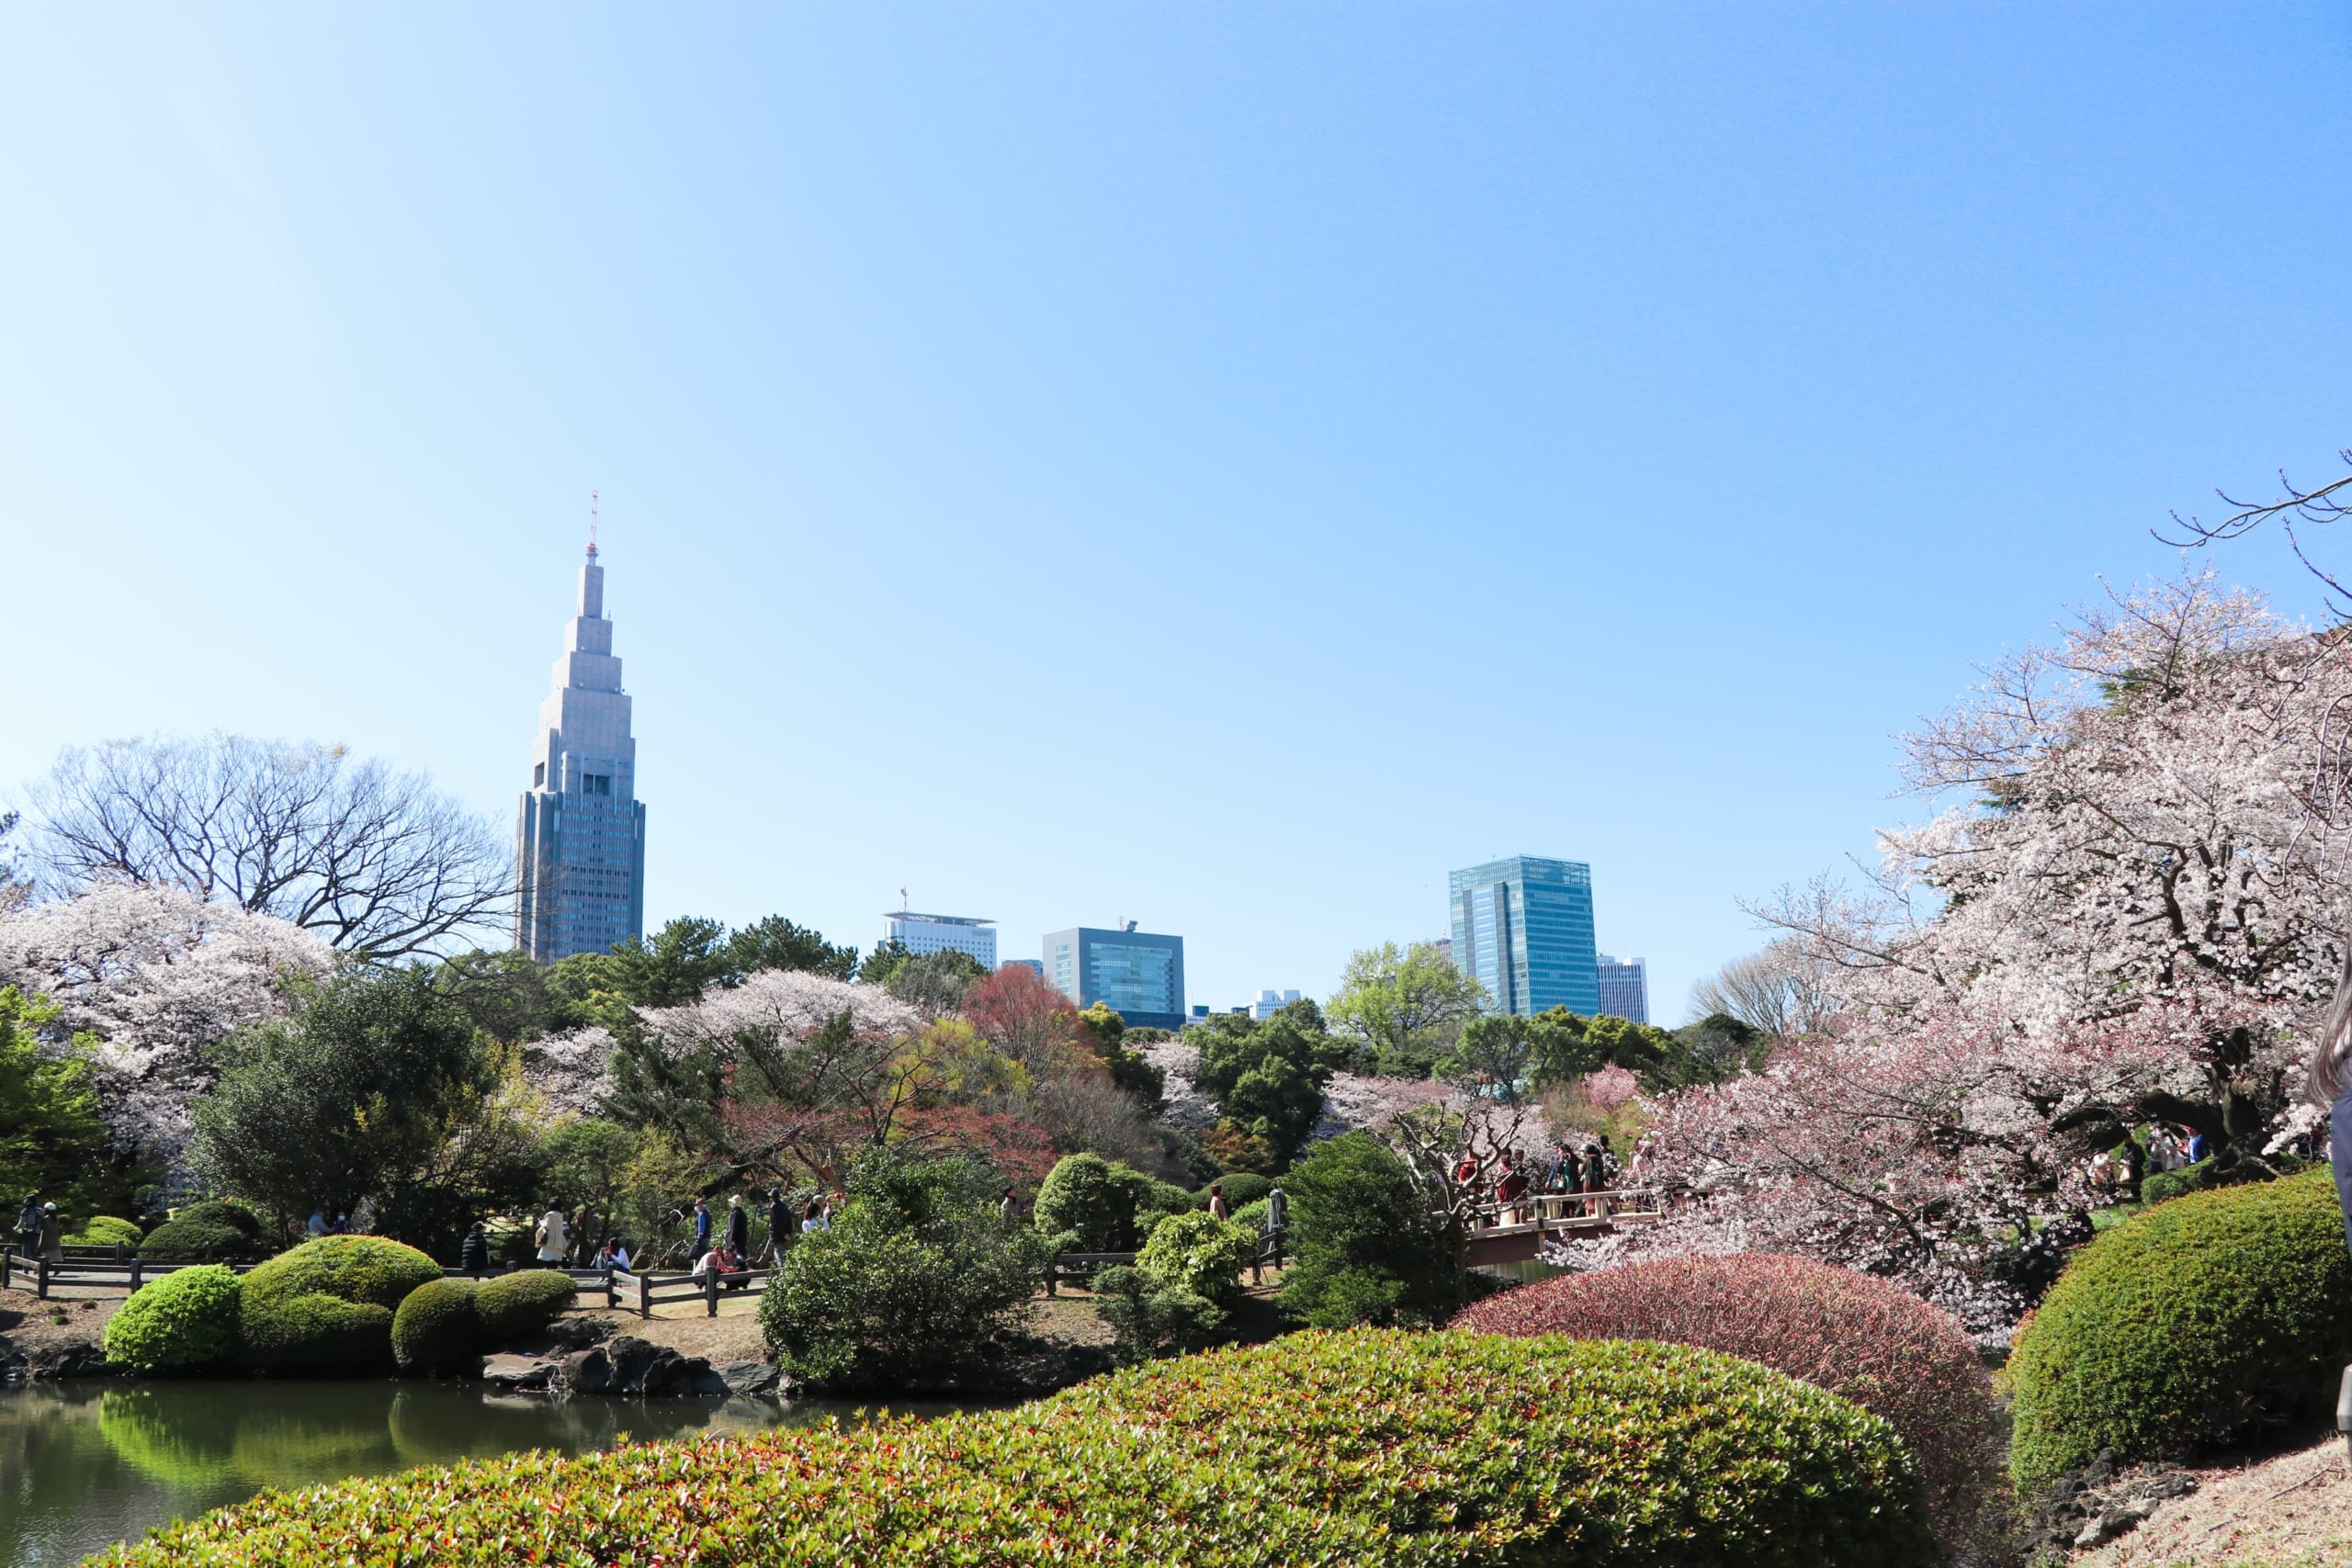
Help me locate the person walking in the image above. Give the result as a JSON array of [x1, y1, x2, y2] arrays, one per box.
[[1262, 1180, 1289, 1267], [999, 1185, 1019, 1224], [1207, 1183, 1230, 1222], [458, 1221, 491, 1279], [15, 1195, 41, 1258], [726, 1195, 750, 1258], [307, 1207, 328, 1238], [766, 1188, 794, 1262], [536, 1201, 571, 1265], [692, 1197, 713, 1257], [38, 1202, 62, 1264], [801, 1197, 830, 1235]]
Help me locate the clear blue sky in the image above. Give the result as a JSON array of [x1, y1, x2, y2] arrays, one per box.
[[5, 6, 2348, 1021]]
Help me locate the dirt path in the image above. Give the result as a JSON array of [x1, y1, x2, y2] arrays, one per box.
[[2076, 1438, 2352, 1566]]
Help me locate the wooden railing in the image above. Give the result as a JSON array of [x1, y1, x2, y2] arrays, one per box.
[[1464, 1187, 1666, 1231], [622, 1267, 772, 1317]]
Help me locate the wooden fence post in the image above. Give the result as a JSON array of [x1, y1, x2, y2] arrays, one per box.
[[3, 1246, 12, 1292], [36, 1258, 49, 1300], [705, 1267, 719, 1317], [637, 1270, 651, 1319], [130, 1257, 143, 1293], [604, 1267, 616, 1311]]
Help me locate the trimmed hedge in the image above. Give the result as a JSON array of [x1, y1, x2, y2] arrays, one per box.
[[102, 1264, 242, 1371], [1455, 1252, 2006, 1556], [390, 1279, 481, 1376], [238, 1236, 444, 1373], [1202, 1172, 1272, 1210], [473, 1269, 576, 1340], [2008, 1166, 2352, 1487], [1035, 1152, 1197, 1253], [91, 1329, 1933, 1568], [65, 1215, 146, 1249], [140, 1201, 265, 1261]]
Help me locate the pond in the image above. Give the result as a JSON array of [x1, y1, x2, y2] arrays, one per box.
[[0, 1381, 961, 1568]]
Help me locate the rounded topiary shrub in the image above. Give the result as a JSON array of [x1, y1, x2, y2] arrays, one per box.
[[140, 1201, 266, 1261], [106, 1328, 1933, 1568], [238, 1235, 444, 1373], [474, 1269, 576, 1341], [1454, 1252, 2006, 1556], [103, 1265, 243, 1371], [391, 1278, 481, 1375], [2008, 1166, 2352, 1488], [66, 1215, 146, 1249], [1135, 1210, 1255, 1303]]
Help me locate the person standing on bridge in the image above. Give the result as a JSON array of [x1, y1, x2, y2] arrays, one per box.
[[15, 1195, 40, 1258]]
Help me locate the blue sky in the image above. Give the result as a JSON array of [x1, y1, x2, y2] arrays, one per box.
[[5, 6, 2348, 1021]]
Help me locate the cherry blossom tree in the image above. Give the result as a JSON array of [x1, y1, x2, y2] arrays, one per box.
[[0, 882, 330, 1166], [1593, 576, 2352, 1327]]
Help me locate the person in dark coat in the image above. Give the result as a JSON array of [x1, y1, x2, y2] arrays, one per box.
[[458, 1221, 491, 1279], [692, 1197, 713, 1254], [766, 1188, 793, 1262], [725, 1195, 750, 1257]]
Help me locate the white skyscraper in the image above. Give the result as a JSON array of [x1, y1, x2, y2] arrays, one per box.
[[514, 533, 647, 962]]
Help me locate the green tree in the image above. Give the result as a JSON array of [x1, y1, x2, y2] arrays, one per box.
[[435, 948, 571, 1042], [758, 1146, 1048, 1387], [1192, 1000, 1350, 1168], [189, 967, 524, 1248], [1325, 942, 1487, 1077], [855, 938, 914, 986], [0, 986, 141, 1218], [884, 949, 989, 1014], [1279, 1132, 1464, 1328], [1075, 1003, 1166, 1107], [728, 915, 860, 981]]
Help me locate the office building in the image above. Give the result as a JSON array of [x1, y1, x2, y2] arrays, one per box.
[[515, 534, 648, 963], [1250, 987, 1303, 1021], [1001, 958, 1045, 976], [1447, 855, 1600, 1017], [1597, 954, 1650, 1025], [883, 910, 997, 967], [1042, 922, 1186, 1031]]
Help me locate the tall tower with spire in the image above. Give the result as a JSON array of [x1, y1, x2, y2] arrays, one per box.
[[514, 525, 647, 962]]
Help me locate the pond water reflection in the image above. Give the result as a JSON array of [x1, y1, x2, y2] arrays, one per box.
[[0, 1381, 955, 1568]]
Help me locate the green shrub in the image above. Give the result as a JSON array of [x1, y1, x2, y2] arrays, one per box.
[[65, 1215, 146, 1249], [2140, 1156, 2217, 1206], [2008, 1167, 2352, 1488], [96, 1330, 1933, 1568], [1280, 1132, 1464, 1328], [102, 1265, 242, 1371], [1090, 1264, 1228, 1362], [761, 1148, 1050, 1387], [140, 1201, 266, 1261], [391, 1278, 481, 1375], [474, 1269, 576, 1340], [1135, 1209, 1255, 1303], [238, 1235, 444, 1373], [1034, 1152, 1184, 1253], [1231, 1196, 1271, 1232]]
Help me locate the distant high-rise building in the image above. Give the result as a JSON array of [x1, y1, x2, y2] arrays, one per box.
[[1431, 937, 1454, 966], [1597, 954, 1650, 1025], [883, 910, 997, 967], [1001, 958, 1046, 976], [1447, 856, 1600, 1017], [1250, 987, 1304, 1021], [1042, 922, 1186, 1031], [515, 534, 647, 964]]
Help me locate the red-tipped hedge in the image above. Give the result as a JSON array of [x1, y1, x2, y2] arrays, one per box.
[[1453, 1253, 2005, 1554]]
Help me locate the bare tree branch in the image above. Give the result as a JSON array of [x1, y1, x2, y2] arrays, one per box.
[[27, 734, 512, 959]]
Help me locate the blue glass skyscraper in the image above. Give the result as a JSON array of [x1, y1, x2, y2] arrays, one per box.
[[1448, 856, 1600, 1017]]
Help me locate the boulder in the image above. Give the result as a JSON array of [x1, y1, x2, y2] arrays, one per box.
[[552, 1347, 611, 1394], [718, 1359, 781, 1398], [544, 1316, 618, 1351], [27, 1340, 114, 1381], [604, 1336, 659, 1390], [480, 1353, 552, 1390]]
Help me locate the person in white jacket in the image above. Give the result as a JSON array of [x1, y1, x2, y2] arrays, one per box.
[[535, 1202, 571, 1265]]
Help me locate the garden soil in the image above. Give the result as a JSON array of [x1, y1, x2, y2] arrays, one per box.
[[2076, 1437, 2352, 1565]]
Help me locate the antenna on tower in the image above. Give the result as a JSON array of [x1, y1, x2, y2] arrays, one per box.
[[900, 886, 910, 911], [587, 491, 600, 559]]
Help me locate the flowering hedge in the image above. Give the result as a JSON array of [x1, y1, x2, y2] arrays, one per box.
[[91, 1328, 1931, 1567], [1453, 1253, 2004, 1555]]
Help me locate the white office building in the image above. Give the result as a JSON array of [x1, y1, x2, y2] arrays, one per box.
[[884, 910, 998, 967], [1250, 987, 1304, 1021]]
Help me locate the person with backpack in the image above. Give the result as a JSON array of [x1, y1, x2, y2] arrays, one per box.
[[536, 1201, 571, 1265], [15, 1195, 41, 1258]]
